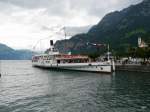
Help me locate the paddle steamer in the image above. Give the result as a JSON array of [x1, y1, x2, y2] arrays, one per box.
[[32, 40, 115, 73]]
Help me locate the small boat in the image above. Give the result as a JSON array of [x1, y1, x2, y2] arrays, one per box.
[[32, 40, 115, 73]]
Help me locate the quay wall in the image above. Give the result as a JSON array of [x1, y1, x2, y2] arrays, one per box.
[[115, 64, 150, 73]]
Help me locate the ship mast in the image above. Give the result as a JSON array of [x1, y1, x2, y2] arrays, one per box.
[[107, 44, 110, 61], [63, 27, 67, 51]]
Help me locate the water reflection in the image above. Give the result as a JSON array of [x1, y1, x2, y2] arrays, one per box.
[[110, 72, 150, 111]]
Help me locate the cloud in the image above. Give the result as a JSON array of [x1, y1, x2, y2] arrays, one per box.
[[0, 0, 143, 17], [0, 0, 143, 49]]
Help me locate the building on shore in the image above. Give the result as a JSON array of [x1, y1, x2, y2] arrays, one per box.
[[138, 37, 148, 48]]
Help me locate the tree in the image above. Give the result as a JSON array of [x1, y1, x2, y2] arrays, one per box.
[[127, 46, 136, 58]]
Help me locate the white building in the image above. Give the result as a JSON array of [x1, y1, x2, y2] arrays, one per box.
[[138, 37, 148, 48]]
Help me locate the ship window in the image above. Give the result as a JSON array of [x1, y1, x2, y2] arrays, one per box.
[[57, 60, 60, 64], [100, 67, 103, 70]]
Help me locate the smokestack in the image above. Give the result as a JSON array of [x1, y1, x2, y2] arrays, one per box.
[[50, 40, 54, 46]]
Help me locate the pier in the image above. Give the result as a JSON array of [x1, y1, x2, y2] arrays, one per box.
[[116, 64, 150, 73]]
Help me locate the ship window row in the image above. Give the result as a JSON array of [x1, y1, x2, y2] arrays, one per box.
[[46, 61, 50, 63], [32, 56, 53, 60], [57, 59, 89, 64], [32, 60, 38, 62]]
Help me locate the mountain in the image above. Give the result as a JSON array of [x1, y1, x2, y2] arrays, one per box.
[[55, 0, 150, 55], [64, 25, 92, 36], [0, 43, 33, 60]]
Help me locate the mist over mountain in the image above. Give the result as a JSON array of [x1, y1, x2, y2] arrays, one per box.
[[64, 25, 92, 36], [55, 0, 150, 55], [0, 43, 33, 60]]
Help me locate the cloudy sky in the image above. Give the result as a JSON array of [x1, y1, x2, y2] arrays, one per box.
[[0, 0, 142, 50]]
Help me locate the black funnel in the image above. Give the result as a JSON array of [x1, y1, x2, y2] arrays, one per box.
[[50, 40, 54, 46]]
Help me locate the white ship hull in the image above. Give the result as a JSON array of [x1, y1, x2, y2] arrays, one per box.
[[32, 61, 112, 73]]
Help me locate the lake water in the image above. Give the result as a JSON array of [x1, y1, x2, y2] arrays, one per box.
[[0, 60, 150, 112]]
